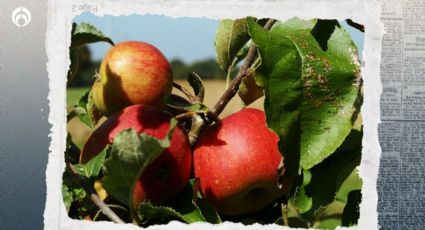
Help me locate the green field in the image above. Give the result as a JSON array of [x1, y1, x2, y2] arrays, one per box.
[[67, 87, 90, 108], [66, 80, 265, 114]]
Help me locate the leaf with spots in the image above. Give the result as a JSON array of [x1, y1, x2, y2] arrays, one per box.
[[247, 17, 362, 171]]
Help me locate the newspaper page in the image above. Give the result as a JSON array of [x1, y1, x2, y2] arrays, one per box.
[[378, 0, 425, 228]]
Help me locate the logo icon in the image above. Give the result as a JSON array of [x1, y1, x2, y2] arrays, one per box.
[[12, 7, 31, 27]]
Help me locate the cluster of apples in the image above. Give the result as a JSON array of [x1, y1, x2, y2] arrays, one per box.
[[79, 41, 288, 216]]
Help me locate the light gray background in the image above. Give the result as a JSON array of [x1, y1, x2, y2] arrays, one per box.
[[0, 1, 50, 229]]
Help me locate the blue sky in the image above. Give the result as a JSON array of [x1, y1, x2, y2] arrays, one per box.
[[73, 13, 364, 63]]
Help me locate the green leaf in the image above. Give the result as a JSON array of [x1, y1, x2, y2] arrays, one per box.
[[187, 73, 205, 103], [73, 147, 107, 180], [137, 179, 221, 225], [195, 200, 222, 224], [137, 185, 205, 224], [67, 107, 85, 121], [138, 201, 203, 224], [77, 91, 93, 127], [62, 169, 96, 217], [311, 19, 339, 51], [166, 100, 209, 114], [102, 119, 177, 208], [292, 141, 361, 216], [312, 201, 345, 229], [238, 71, 264, 106], [171, 184, 221, 224], [234, 43, 250, 65], [293, 171, 313, 213], [62, 184, 73, 211], [188, 103, 209, 113], [186, 179, 221, 223], [67, 90, 95, 128], [170, 181, 221, 224], [247, 17, 362, 171], [336, 169, 363, 203], [87, 87, 103, 127], [215, 19, 250, 72], [67, 49, 79, 83], [166, 94, 192, 107], [65, 133, 80, 164], [165, 94, 195, 117], [76, 90, 89, 108], [342, 190, 361, 226], [315, 217, 341, 229], [71, 22, 114, 48]]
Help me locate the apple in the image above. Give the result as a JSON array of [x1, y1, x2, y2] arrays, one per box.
[[80, 104, 192, 210], [94, 41, 173, 116], [91, 79, 107, 114], [194, 108, 289, 215]]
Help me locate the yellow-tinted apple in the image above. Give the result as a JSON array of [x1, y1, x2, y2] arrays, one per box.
[[96, 41, 173, 116]]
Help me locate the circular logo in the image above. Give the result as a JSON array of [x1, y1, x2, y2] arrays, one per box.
[[12, 7, 31, 27]]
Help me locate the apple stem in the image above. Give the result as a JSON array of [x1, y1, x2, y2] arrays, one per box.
[[192, 178, 201, 204], [92, 204, 128, 221], [188, 114, 205, 145], [93, 69, 101, 80], [211, 18, 276, 117], [186, 19, 276, 147], [66, 160, 125, 224], [175, 111, 196, 120], [173, 82, 196, 103], [277, 157, 286, 188], [281, 203, 289, 226], [287, 202, 305, 223]]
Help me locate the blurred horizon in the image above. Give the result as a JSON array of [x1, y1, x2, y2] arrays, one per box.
[[73, 13, 364, 63], [69, 14, 365, 88]]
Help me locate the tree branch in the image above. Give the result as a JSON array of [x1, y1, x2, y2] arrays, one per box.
[[186, 19, 276, 147], [211, 19, 276, 116], [66, 160, 125, 224], [281, 203, 289, 226], [93, 205, 128, 221], [173, 82, 196, 103]]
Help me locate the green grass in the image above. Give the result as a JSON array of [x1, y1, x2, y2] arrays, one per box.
[[67, 87, 90, 107]]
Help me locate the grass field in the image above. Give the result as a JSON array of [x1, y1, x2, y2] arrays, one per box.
[[67, 87, 90, 108], [67, 80, 264, 115]]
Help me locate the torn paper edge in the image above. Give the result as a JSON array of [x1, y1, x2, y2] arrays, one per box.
[[44, 0, 384, 229]]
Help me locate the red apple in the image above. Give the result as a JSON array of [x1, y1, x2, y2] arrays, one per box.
[[95, 41, 173, 116], [194, 108, 289, 215], [80, 105, 192, 210]]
